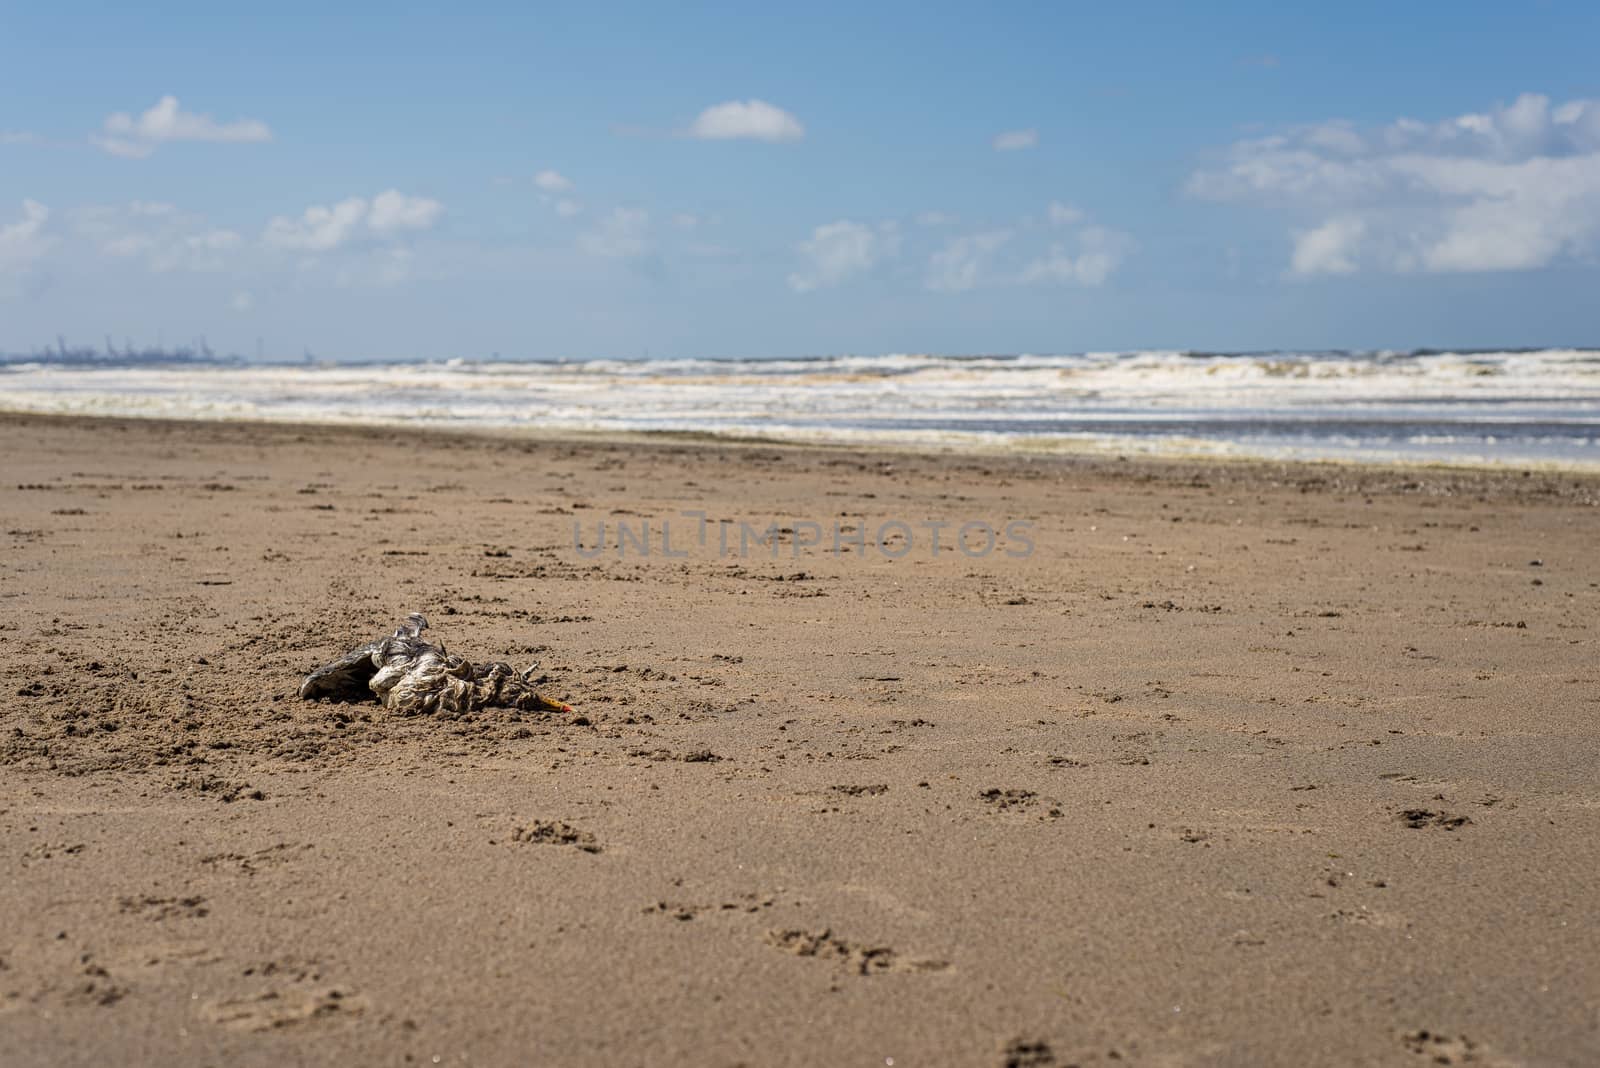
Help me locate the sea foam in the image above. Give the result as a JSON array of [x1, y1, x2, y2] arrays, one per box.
[[3, 349, 1598, 467]]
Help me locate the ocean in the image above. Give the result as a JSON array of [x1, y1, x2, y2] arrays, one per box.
[[4, 348, 1599, 468]]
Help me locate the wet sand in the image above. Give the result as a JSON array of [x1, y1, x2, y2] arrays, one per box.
[[2, 412, 1598, 1067]]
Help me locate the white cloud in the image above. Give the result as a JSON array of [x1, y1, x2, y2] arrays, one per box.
[[94, 95, 271, 158], [689, 100, 805, 142], [264, 191, 442, 251], [787, 202, 1129, 295], [926, 231, 1012, 292], [1046, 201, 1085, 226], [788, 220, 896, 292], [368, 190, 444, 234], [992, 128, 1038, 151], [72, 202, 239, 273], [2, 131, 41, 146], [579, 207, 651, 259], [1188, 92, 1600, 274], [534, 169, 573, 192], [1289, 216, 1364, 276], [1020, 226, 1135, 286], [264, 197, 369, 251], [0, 199, 54, 272], [925, 205, 1133, 291], [532, 171, 583, 218], [230, 291, 255, 312]]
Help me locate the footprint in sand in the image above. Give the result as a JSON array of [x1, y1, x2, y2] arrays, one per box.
[[978, 789, 1064, 819], [504, 820, 602, 853], [999, 1038, 1057, 1067], [60, 955, 130, 1008], [118, 895, 210, 921], [1396, 808, 1472, 830], [109, 939, 222, 971], [1400, 1029, 1511, 1065], [200, 985, 367, 1031], [764, 928, 951, 976], [643, 892, 776, 922], [830, 783, 890, 797], [199, 842, 312, 876]]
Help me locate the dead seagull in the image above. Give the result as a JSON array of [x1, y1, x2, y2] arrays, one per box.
[[298, 613, 573, 716]]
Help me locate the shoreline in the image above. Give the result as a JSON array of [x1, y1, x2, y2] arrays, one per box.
[[6, 344, 1600, 474], [7, 408, 1600, 503]]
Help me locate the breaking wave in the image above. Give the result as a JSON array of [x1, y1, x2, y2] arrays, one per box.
[[3, 348, 1598, 467]]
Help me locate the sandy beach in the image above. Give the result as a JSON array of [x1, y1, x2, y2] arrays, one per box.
[[2, 411, 1598, 1067]]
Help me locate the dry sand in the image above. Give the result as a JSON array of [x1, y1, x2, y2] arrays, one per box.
[[2, 412, 1598, 1067]]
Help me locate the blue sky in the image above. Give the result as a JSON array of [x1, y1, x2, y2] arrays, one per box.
[[3, 1, 1599, 359]]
